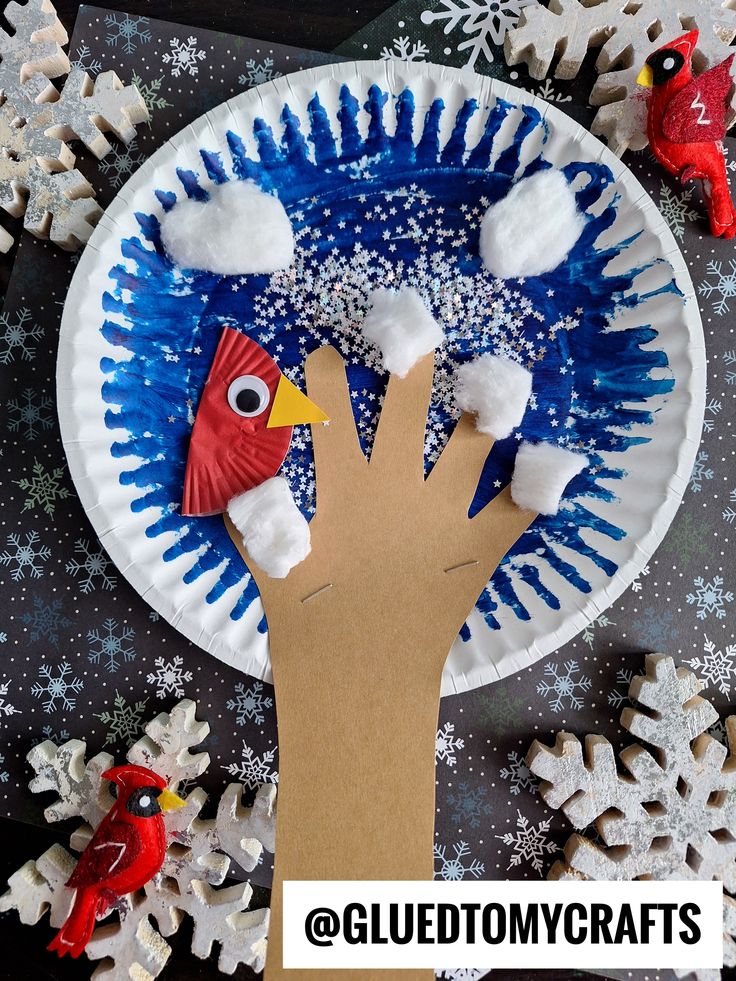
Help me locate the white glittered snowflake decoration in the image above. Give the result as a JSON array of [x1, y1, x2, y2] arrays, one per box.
[[527, 653, 736, 980], [0, 699, 273, 979], [0, 0, 149, 250]]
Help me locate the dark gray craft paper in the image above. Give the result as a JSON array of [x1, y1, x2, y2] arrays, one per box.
[[0, 3, 734, 933]]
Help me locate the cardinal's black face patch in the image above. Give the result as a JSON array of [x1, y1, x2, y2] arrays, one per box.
[[126, 785, 162, 818], [647, 48, 686, 86]]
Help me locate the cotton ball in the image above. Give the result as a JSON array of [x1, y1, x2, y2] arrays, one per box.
[[479, 169, 585, 279], [227, 476, 310, 579], [361, 286, 444, 378], [511, 442, 588, 516], [455, 354, 532, 439], [160, 180, 294, 276]]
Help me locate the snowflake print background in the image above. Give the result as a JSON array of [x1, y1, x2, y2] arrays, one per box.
[[421, 0, 534, 69], [163, 36, 206, 77], [7, 388, 53, 440], [87, 617, 136, 672], [0, 1, 734, 932], [687, 575, 734, 621], [434, 840, 485, 880], [0, 531, 51, 581], [699, 260, 736, 316], [31, 663, 83, 714], [227, 680, 274, 726], [148, 656, 194, 697], [223, 741, 279, 791], [0, 308, 42, 364], [496, 809, 557, 874]]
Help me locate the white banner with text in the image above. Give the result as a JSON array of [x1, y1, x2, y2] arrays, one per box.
[[282, 879, 723, 970]]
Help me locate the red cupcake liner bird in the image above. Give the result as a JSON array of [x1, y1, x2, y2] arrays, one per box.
[[48, 764, 185, 958], [182, 326, 328, 516], [637, 29, 736, 239]]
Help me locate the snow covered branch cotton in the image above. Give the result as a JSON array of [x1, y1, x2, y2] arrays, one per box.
[[454, 354, 532, 439], [479, 169, 585, 279], [511, 442, 589, 515], [361, 286, 444, 377], [159, 180, 294, 275], [227, 477, 310, 579]]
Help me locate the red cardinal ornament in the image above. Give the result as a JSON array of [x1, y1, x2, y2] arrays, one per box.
[[182, 326, 328, 516], [48, 764, 185, 958], [637, 29, 736, 238]]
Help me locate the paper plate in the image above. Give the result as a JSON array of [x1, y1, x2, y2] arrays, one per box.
[[57, 61, 705, 696]]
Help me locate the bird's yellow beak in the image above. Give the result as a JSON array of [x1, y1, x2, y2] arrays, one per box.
[[267, 375, 330, 429], [636, 64, 654, 88], [159, 787, 187, 812]]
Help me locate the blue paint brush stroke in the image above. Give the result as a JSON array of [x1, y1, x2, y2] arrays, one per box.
[[101, 85, 675, 638]]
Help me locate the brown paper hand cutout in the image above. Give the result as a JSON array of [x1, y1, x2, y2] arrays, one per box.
[[226, 346, 536, 980]]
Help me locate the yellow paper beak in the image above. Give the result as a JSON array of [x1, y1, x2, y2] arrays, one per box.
[[267, 375, 330, 429], [159, 787, 187, 812], [636, 64, 654, 88]]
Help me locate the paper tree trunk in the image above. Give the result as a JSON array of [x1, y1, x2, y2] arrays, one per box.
[[226, 346, 537, 980]]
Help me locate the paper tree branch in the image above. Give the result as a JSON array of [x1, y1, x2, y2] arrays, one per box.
[[226, 346, 539, 980]]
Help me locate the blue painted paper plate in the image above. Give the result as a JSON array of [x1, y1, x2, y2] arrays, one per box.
[[57, 61, 705, 695]]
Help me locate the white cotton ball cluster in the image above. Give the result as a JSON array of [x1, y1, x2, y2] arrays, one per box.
[[227, 476, 310, 579], [478, 169, 585, 279], [361, 286, 445, 378], [511, 442, 588, 516], [454, 353, 532, 439], [159, 179, 294, 276]]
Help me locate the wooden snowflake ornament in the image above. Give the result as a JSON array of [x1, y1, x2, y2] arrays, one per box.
[[0, 699, 272, 979], [505, 0, 736, 154], [527, 653, 736, 980], [0, 0, 149, 251]]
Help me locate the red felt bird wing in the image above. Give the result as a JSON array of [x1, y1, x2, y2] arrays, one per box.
[[662, 55, 735, 143], [67, 821, 142, 888]]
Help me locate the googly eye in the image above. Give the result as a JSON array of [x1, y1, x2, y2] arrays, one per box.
[[227, 375, 270, 418]]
